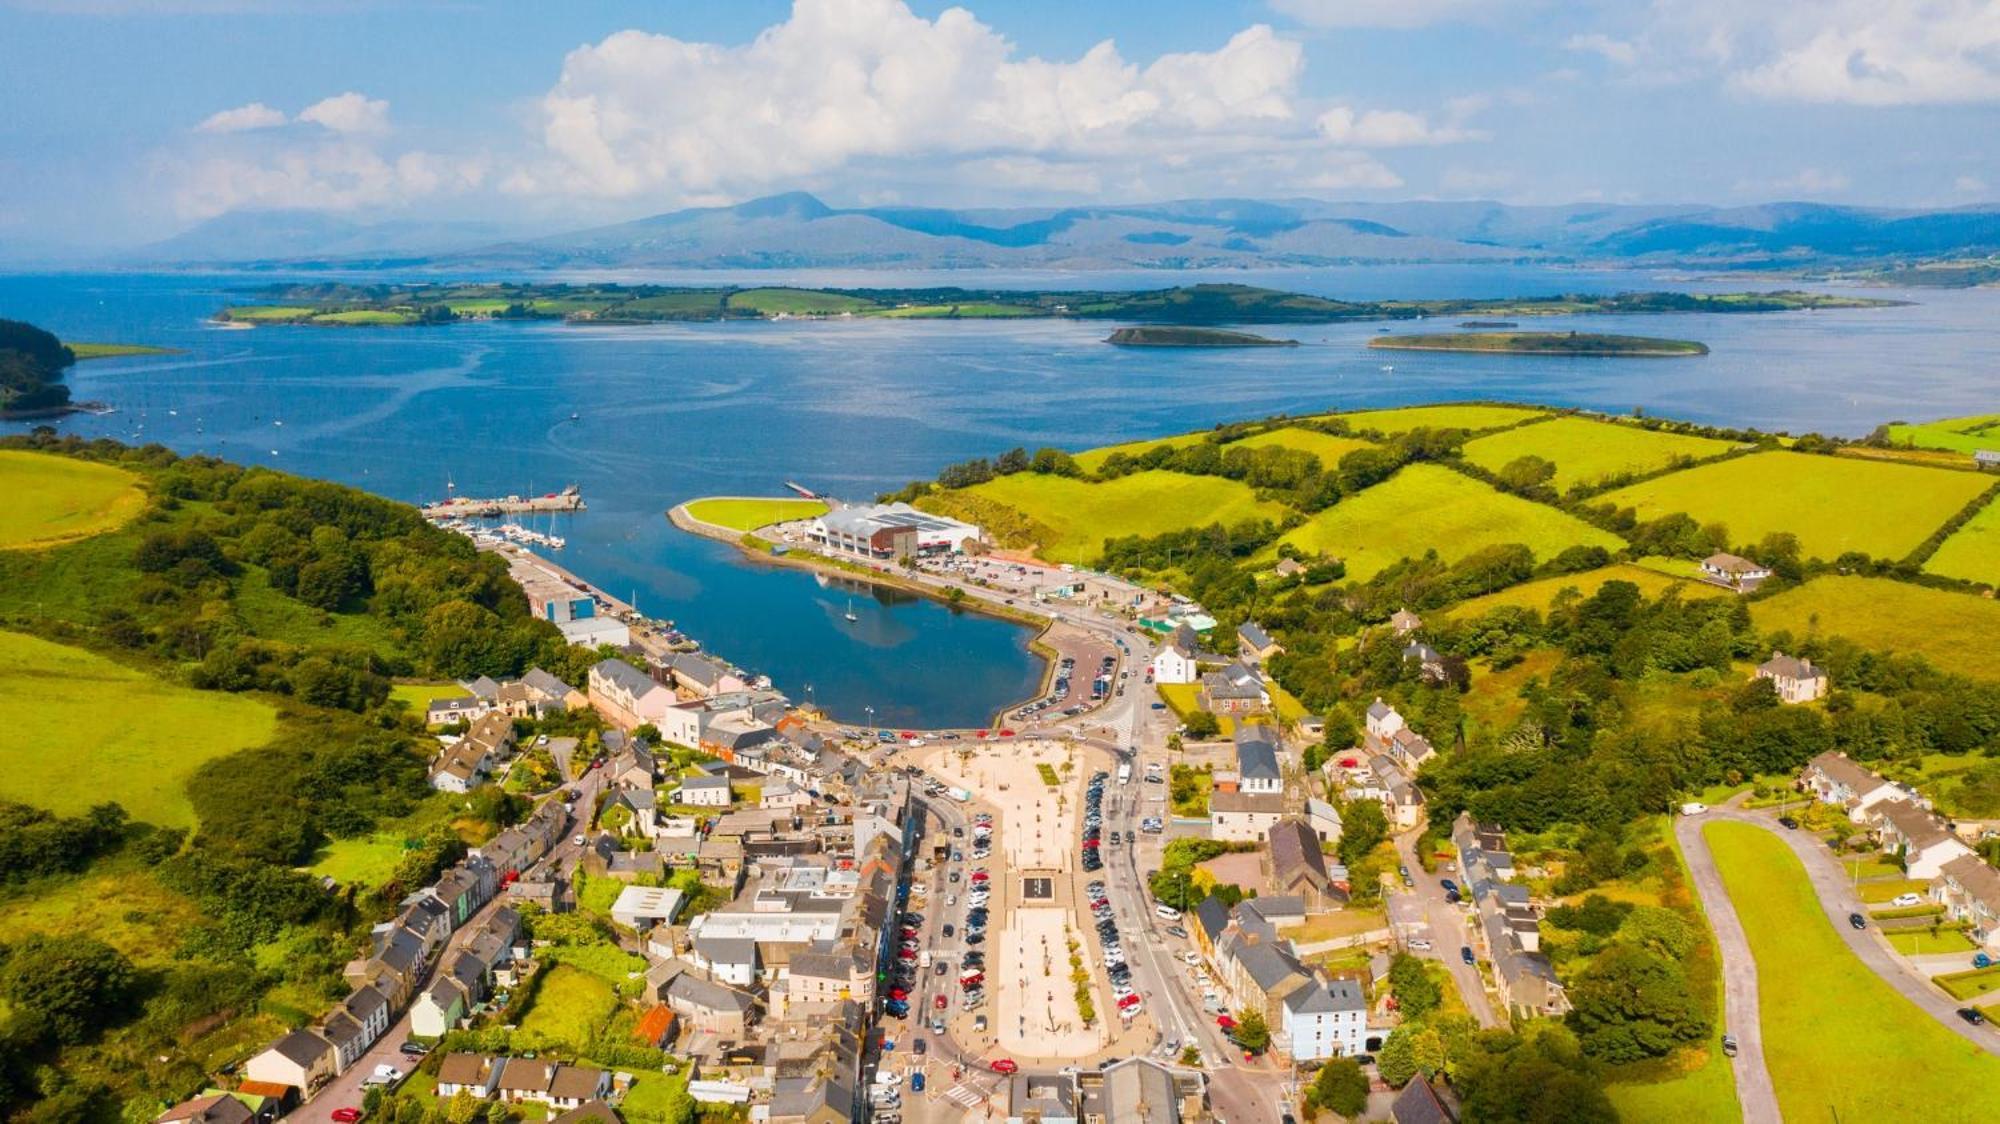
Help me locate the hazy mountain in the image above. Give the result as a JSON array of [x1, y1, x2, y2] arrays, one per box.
[[126, 194, 2000, 271], [135, 210, 524, 265]]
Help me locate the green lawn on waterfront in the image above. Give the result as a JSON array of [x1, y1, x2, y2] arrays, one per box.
[[683, 496, 829, 532], [1704, 821, 2000, 1122]]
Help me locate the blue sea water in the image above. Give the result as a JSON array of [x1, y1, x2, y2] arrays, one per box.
[[5, 267, 1997, 724]]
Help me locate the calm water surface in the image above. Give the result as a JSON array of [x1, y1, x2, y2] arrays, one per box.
[[5, 268, 1996, 723]]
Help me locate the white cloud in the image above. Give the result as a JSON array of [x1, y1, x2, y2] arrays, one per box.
[[164, 142, 484, 220], [1953, 174, 1989, 194], [1564, 33, 1637, 66], [297, 92, 391, 134], [1316, 95, 1488, 147], [1737, 167, 1850, 197], [196, 102, 288, 133], [518, 0, 1310, 199], [1271, 0, 1504, 29], [1642, 1, 2000, 105]]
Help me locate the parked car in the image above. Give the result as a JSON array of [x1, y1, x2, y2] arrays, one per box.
[[1778, 815, 1799, 829], [1721, 1033, 1739, 1057], [1960, 1007, 1989, 1026], [331, 1111, 364, 1124], [1460, 946, 1476, 966], [1408, 938, 1433, 952], [1891, 892, 1924, 908]]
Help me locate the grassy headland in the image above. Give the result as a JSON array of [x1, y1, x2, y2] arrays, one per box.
[[1105, 326, 1298, 347], [1370, 331, 1710, 356], [64, 342, 179, 359]]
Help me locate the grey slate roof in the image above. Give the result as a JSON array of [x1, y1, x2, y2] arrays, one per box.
[[592, 658, 657, 697], [1238, 621, 1275, 650], [1234, 728, 1281, 782]]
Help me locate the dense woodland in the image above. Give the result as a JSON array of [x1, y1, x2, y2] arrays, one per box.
[[0, 320, 75, 412]]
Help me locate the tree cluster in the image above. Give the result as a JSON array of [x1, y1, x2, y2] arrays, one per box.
[[0, 319, 75, 412]]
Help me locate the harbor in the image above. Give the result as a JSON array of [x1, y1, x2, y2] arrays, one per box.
[[421, 482, 585, 518]]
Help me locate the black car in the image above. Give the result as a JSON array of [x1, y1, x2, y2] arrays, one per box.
[[1960, 1007, 1988, 1026], [1778, 815, 1799, 829], [1849, 912, 1868, 930], [943, 923, 955, 937], [398, 1040, 428, 1058]]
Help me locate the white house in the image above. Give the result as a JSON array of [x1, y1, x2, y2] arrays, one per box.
[[1281, 977, 1369, 1061], [436, 1053, 507, 1098], [1800, 752, 1908, 823], [244, 1028, 335, 1092], [1234, 726, 1283, 796], [676, 774, 734, 807], [1757, 651, 1828, 704], [1874, 801, 1974, 879], [1210, 791, 1287, 842], [1364, 698, 1404, 742], [1701, 552, 1773, 592], [1933, 855, 2000, 954], [1151, 625, 1200, 685], [409, 977, 470, 1039], [611, 885, 686, 931]]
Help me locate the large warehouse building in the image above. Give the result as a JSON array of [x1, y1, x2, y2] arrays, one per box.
[[809, 503, 983, 559]]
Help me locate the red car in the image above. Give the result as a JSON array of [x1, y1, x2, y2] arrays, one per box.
[[991, 1058, 1019, 1075], [889, 988, 909, 1000], [899, 949, 918, 961], [961, 974, 984, 988], [1216, 1014, 1238, 1030], [935, 994, 949, 1010], [331, 1111, 364, 1124], [999, 729, 1016, 738], [1118, 994, 1142, 1009]]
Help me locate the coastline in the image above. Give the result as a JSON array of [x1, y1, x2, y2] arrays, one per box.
[[667, 502, 1064, 724]]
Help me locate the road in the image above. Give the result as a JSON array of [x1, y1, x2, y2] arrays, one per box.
[[1672, 808, 1781, 1124], [1391, 826, 1501, 1030], [291, 772, 605, 1123], [1686, 803, 2000, 1059]]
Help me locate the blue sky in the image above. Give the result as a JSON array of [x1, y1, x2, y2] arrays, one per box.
[[2, 0, 1996, 249]]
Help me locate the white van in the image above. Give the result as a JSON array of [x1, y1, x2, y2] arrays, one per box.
[[1155, 904, 1183, 922], [1680, 802, 1709, 816]]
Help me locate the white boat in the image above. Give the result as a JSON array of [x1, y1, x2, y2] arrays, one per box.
[[844, 598, 859, 623]]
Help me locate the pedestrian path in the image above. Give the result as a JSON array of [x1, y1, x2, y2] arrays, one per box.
[[941, 1083, 985, 1109]]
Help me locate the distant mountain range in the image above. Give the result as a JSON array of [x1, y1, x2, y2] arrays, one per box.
[[121, 194, 2000, 273]]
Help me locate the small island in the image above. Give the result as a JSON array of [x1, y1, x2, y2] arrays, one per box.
[[1105, 326, 1298, 348], [1458, 320, 1519, 329], [65, 342, 181, 360], [1370, 331, 1709, 357]]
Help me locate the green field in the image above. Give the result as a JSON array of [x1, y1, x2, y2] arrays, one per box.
[[1445, 563, 1724, 619], [682, 496, 830, 532], [1885, 413, 2000, 457], [1462, 416, 1739, 490], [235, 566, 404, 656], [1371, 331, 1708, 356], [1270, 464, 1623, 580], [311, 309, 417, 325], [1232, 426, 1378, 465], [0, 858, 204, 967], [725, 287, 878, 315], [515, 964, 620, 1047], [388, 681, 468, 716], [0, 450, 147, 551], [65, 342, 176, 359], [1317, 403, 1545, 434], [1750, 575, 2000, 681], [1598, 451, 1991, 561], [1927, 492, 2000, 585], [1072, 432, 1214, 474], [1705, 821, 2000, 1122], [222, 305, 318, 321], [0, 631, 279, 827], [935, 470, 1291, 564]]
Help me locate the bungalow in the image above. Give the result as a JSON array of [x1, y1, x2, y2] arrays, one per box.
[[1873, 801, 1974, 879], [1280, 976, 1368, 1061], [676, 774, 735, 807], [1933, 854, 2000, 953], [588, 658, 677, 730], [1801, 751, 1908, 823], [494, 1061, 609, 1110], [1701, 552, 1772, 592], [1210, 790, 1287, 842], [1201, 661, 1267, 715], [1151, 625, 1201, 686], [436, 1052, 507, 1098], [1274, 557, 1306, 579], [1978, 449, 2000, 467], [244, 1028, 335, 1093], [154, 1094, 255, 1124], [1757, 650, 1828, 704], [1234, 725, 1284, 795], [1238, 620, 1282, 664]]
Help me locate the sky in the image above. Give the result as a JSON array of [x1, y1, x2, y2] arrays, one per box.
[[2, 0, 1997, 250]]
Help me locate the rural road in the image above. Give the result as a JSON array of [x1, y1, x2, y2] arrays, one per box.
[[1679, 798, 2000, 1124], [1673, 806, 1782, 1124]]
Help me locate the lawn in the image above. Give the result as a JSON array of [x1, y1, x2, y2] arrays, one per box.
[[1461, 649, 1563, 737], [1158, 683, 1235, 736], [682, 496, 829, 532], [0, 858, 204, 967], [0, 630, 278, 827], [515, 964, 620, 1047], [1884, 413, 2000, 457], [1749, 576, 2000, 681], [303, 794, 485, 888], [1704, 820, 2000, 1121], [1269, 464, 1624, 580], [1926, 491, 2000, 586], [1936, 965, 2000, 1001], [1460, 416, 1738, 490], [1317, 403, 1546, 435], [0, 450, 147, 551], [1231, 426, 1378, 465], [725, 287, 880, 315], [389, 680, 467, 716], [1444, 563, 1723, 619], [1072, 431, 1216, 474], [620, 1072, 693, 1124], [1878, 927, 1977, 956], [932, 470, 1291, 564], [1596, 451, 1991, 562], [1856, 878, 1931, 904]]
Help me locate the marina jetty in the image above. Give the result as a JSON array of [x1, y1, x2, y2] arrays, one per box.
[[422, 483, 584, 517]]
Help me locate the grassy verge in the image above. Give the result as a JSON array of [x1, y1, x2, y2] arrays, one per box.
[[1704, 821, 2000, 1120]]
